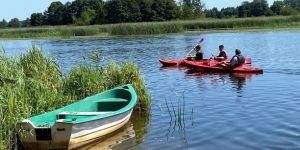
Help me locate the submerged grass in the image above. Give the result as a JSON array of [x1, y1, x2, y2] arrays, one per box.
[[0, 16, 300, 38], [0, 48, 150, 149]]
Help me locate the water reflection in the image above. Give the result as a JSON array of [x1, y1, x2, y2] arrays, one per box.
[[75, 123, 135, 150], [75, 112, 150, 150], [184, 68, 261, 93], [129, 112, 150, 144], [229, 73, 255, 93]]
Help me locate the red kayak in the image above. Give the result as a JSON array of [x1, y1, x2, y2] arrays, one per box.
[[159, 57, 252, 67], [183, 59, 263, 74], [159, 58, 184, 67], [159, 58, 211, 67]]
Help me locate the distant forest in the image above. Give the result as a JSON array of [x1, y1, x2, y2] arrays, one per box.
[[0, 0, 300, 28]]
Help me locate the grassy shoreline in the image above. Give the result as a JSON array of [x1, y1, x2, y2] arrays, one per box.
[[0, 16, 300, 39]]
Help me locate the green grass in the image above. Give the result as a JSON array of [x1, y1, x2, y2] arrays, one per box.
[[1, 16, 300, 38], [0, 48, 150, 149]]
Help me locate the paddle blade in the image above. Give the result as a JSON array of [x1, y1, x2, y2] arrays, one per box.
[[198, 38, 204, 44]]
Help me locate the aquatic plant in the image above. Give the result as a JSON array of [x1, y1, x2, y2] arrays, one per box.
[[163, 92, 194, 142]]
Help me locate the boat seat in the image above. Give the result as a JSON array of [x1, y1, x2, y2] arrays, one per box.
[[97, 98, 129, 111], [59, 111, 112, 115], [56, 111, 112, 120]]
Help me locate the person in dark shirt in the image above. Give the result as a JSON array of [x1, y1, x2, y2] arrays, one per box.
[[220, 49, 245, 68], [194, 45, 203, 60], [213, 45, 227, 61], [229, 49, 245, 67]]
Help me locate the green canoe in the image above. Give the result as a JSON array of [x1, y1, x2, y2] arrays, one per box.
[[17, 84, 137, 150]]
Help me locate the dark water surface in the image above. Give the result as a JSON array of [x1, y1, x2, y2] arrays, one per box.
[[1, 31, 300, 149]]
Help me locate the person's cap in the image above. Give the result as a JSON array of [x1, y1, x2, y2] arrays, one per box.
[[195, 45, 201, 49]]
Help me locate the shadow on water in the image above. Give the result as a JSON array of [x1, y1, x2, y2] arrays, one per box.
[[74, 112, 150, 150]]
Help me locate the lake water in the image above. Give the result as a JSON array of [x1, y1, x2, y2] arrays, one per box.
[[1, 30, 300, 149]]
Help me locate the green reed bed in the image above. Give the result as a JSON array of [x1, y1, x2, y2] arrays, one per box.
[[0, 26, 110, 38], [0, 48, 150, 149], [0, 16, 300, 38], [180, 16, 300, 30], [110, 22, 184, 35]]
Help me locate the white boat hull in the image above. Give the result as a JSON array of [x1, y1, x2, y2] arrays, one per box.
[[17, 110, 133, 150]]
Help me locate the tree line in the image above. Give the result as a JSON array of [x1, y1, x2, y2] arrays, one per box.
[[205, 0, 300, 18], [0, 0, 300, 28], [0, 0, 203, 28]]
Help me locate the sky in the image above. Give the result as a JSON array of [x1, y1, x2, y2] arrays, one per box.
[[0, 0, 276, 21]]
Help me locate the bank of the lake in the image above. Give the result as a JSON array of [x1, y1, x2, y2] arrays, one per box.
[[1, 16, 300, 39]]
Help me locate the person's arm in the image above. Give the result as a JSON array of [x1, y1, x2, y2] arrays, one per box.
[[215, 56, 225, 60], [214, 52, 226, 60], [230, 57, 238, 67]]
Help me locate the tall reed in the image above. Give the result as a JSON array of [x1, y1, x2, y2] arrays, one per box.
[[0, 48, 150, 149]]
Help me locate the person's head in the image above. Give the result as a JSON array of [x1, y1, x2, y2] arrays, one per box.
[[195, 45, 201, 51], [219, 45, 224, 51], [235, 49, 241, 55]]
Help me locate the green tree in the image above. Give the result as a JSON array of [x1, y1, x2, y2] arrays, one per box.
[[138, 0, 153, 21], [0, 19, 8, 28], [192, 0, 205, 17], [238, 1, 252, 17], [181, 0, 204, 19], [284, 0, 300, 10], [271, 1, 285, 15], [126, 0, 142, 22], [281, 6, 299, 15], [221, 7, 238, 18], [90, 0, 106, 24], [151, 0, 166, 21], [30, 13, 44, 26], [75, 8, 96, 25], [8, 18, 21, 27], [105, 0, 141, 23], [163, 0, 179, 20], [44, 1, 65, 25], [205, 7, 219, 18], [22, 18, 31, 27], [70, 0, 105, 24], [150, 0, 178, 21], [181, 0, 194, 19], [251, 0, 270, 16], [63, 2, 76, 24], [105, 0, 124, 23]]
